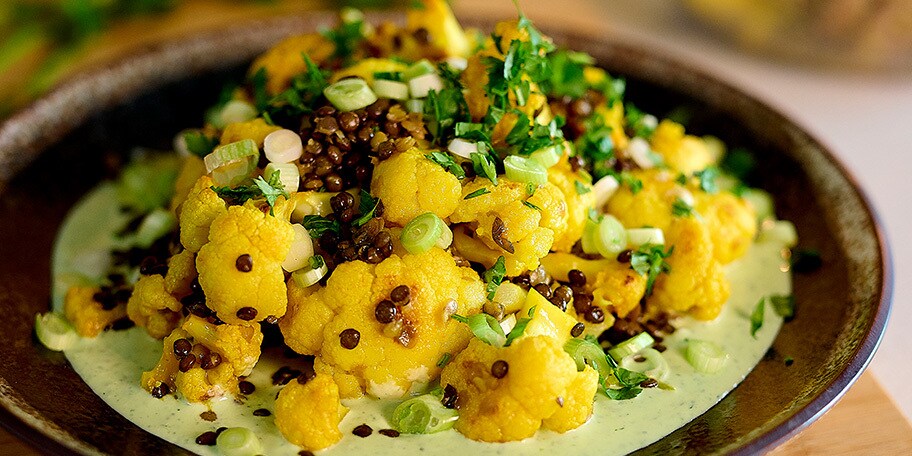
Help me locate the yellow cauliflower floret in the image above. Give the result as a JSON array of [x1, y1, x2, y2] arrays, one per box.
[[280, 248, 485, 399], [169, 155, 206, 214], [370, 148, 462, 226], [280, 276, 331, 355], [275, 374, 348, 451], [175, 361, 237, 403], [248, 33, 335, 95], [181, 316, 263, 377], [651, 217, 730, 320], [219, 118, 280, 147], [542, 365, 599, 433], [331, 58, 407, 84], [596, 101, 629, 153], [63, 286, 127, 337], [178, 176, 227, 253], [405, 0, 470, 57], [605, 169, 677, 232], [450, 178, 558, 275], [650, 119, 715, 174], [590, 260, 648, 319], [439, 336, 596, 442], [141, 328, 186, 393], [164, 249, 196, 298], [695, 192, 757, 264], [127, 274, 182, 339], [196, 205, 294, 325], [547, 155, 595, 252]]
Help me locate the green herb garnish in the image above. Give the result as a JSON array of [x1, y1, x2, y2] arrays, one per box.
[[671, 198, 694, 217], [483, 256, 507, 300], [301, 215, 341, 239], [425, 152, 466, 179], [630, 244, 673, 297], [464, 188, 491, 199], [522, 200, 542, 212], [750, 298, 765, 337], [352, 189, 380, 227], [309, 255, 325, 270], [770, 294, 795, 320], [211, 170, 288, 215], [436, 352, 452, 368], [574, 180, 591, 195], [694, 166, 719, 194]]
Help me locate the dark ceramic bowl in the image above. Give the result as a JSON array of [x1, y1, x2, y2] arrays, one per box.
[[0, 12, 892, 455]]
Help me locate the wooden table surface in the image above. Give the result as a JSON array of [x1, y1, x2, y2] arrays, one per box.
[[2, 0, 910, 454], [0, 371, 909, 454]]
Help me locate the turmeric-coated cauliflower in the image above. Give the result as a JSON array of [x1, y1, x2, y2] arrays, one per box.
[[450, 178, 562, 275], [439, 336, 598, 442], [164, 249, 196, 298], [178, 176, 227, 253], [275, 374, 348, 451], [248, 34, 335, 95], [405, 0, 471, 57], [219, 118, 280, 147], [280, 247, 485, 399], [196, 204, 294, 325], [651, 217, 730, 320], [181, 316, 263, 377], [695, 191, 757, 264], [169, 155, 206, 214], [649, 119, 715, 175], [63, 286, 127, 337], [547, 154, 595, 252], [127, 274, 182, 339], [370, 148, 463, 226]]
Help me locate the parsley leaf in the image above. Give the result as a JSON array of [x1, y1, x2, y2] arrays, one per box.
[[424, 65, 470, 144], [436, 352, 452, 368], [630, 244, 673, 297], [309, 255, 325, 270], [770, 294, 795, 320], [464, 188, 491, 199], [523, 200, 542, 211], [352, 190, 380, 227], [321, 9, 365, 65], [721, 147, 756, 180], [210, 170, 288, 215], [301, 215, 341, 239], [470, 150, 499, 185], [750, 298, 765, 337], [671, 198, 694, 217], [694, 166, 719, 194], [574, 180, 591, 195], [264, 54, 329, 118], [254, 170, 290, 215], [425, 152, 466, 179], [542, 49, 591, 98], [624, 103, 656, 138], [504, 315, 531, 346], [181, 130, 218, 158], [613, 171, 643, 194], [604, 367, 649, 400], [483, 256, 506, 300]]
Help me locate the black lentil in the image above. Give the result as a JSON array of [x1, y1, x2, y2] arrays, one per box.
[[151, 382, 170, 399], [573, 294, 593, 314], [551, 285, 573, 311], [616, 249, 633, 263], [352, 424, 373, 437], [568, 269, 587, 287], [253, 408, 272, 417], [491, 217, 515, 254], [640, 378, 658, 388], [491, 360, 509, 379], [390, 285, 410, 304], [584, 306, 605, 324], [173, 338, 192, 357], [571, 322, 585, 337], [441, 384, 458, 409], [238, 381, 255, 395], [299, 451, 316, 456], [200, 352, 221, 370], [374, 300, 398, 324], [179, 355, 196, 373], [533, 283, 553, 300], [235, 254, 253, 272], [195, 431, 218, 446], [379, 429, 400, 438], [272, 366, 302, 385], [340, 328, 361, 349], [236, 306, 258, 321], [298, 361, 317, 385]]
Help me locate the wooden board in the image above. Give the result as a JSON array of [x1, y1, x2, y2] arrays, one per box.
[[0, 371, 909, 454]]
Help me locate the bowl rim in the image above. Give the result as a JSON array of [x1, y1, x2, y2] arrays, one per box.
[[0, 11, 894, 455]]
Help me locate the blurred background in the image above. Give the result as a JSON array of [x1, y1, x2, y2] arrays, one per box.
[[1, 0, 910, 428]]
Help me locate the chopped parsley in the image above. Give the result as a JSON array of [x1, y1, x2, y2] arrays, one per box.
[[425, 151, 466, 179], [750, 298, 765, 337], [522, 200, 542, 212], [373, 71, 403, 81], [181, 130, 218, 158], [526, 182, 536, 196], [604, 367, 649, 400], [470, 150, 499, 185], [436, 353, 452, 368], [574, 180, 591, 195], [784, 356, 794, 367], [770, 294, 795, 321], [309, 255, 325, 270], [258, 54, 329, 118], [624, 103, 656, 138], [630, 244, 673, 297], [542, 49, 591, 98], [301, 215, 341, 239], [694, 166, 720, 194], [464, 188, 491, 200], [424, 64, 470, 144], [483, 256, 507, 300], [210, 170, 288, 216], [504, 305, 536, 347], [671, 198, 694, 217], [352, 190, 380, 227], [609, 170, 643, 194], [322, 8, 365, 65], [575, 115, 614, 178]]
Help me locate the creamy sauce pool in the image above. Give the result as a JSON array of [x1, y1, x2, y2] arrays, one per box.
[[53, 183, 791, 456]]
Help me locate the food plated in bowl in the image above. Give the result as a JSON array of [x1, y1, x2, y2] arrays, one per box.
[[0, 1, 892, 454]]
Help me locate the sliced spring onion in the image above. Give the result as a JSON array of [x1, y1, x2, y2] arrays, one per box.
[[211, 100, 258, 129], [444, 56, 468, 71], [592, 175, 620, 209], [670, 187, 696, 207], [324, 78, 378, 112], [447, 138, 478, 159], [580, 217, 600, 255], [204, 139, 259, 173], [35, 312, 77, 351], [215, 427, 263, 456], [405, 98, 425, 113], [758, 220, 798, 247], [594, 214, 627, 257], [529, 144, 562, 168], [464, 313, 506, 346], [436, 222, 454, 249], [627, 137, 656, 169], [132, 208, 177, 249], [741, 188, 774, 223], [372, 79, 410, 100], [408, 73, 444, 98], [403, 59, 437, 80], [264, 162, 300, 194], [620, 347, 669, 381], [503, 155, 548, 186], [391, 393, 459, 434], [291, 260, 328, 288], [401, 212, 446, 254], [684, 339, 728, 374], [564, 338, 615, 382], [282, 224, 315, 272], [264, 129, 303, 163], [498, 313, 517, 335], [626, 227, 665, 247], [607, 332, 654, 361]]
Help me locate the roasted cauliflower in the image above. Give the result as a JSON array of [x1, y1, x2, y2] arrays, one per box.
[[274, 374, 348, 451], [370, 148, 463, 226]]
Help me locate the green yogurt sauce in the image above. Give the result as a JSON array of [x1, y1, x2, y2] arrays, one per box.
[[53, 182, 790, 455]]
